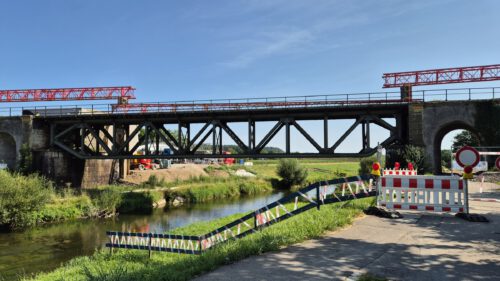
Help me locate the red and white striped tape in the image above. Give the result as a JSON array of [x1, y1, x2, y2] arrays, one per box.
[[383, 169, 417, 176], [381, 176, 464, 190], [380, 203, 464, 213]]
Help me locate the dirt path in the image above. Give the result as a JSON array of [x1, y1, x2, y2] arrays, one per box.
[[124, 164, 209, 184]]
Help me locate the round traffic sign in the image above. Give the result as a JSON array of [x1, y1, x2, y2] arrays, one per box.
[[455, 146, 480, 168], [496, 156, 500, 170]]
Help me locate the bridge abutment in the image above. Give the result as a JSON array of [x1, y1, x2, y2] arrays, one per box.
[[33, 150, 115, 188], [419, 100, 499, 174]]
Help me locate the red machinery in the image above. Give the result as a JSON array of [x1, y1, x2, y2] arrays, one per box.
[[0, 86, 135, 102], [131, 158, 159, 170], [222, 151, 235, 165], [383, 64, 500, 88]]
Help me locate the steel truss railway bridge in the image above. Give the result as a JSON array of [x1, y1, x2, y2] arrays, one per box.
[[14, 87, 499, 162]]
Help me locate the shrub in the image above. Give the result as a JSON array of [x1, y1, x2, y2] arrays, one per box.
[[0, 170, 53, 230], [441, 149, 452, 169], [142, 175, 166, 188], [358, 157, 377, 175], [91, 187, 123, 216], [34, 195, 93, 222], [276, 159, 308, 189], [18, 143, 33, 174], [119, 191, 163, 214]]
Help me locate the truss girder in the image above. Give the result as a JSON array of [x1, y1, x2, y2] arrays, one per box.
[[50, 110, 403, 159]]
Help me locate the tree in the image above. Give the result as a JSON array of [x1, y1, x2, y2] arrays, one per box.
[[18, 143, 33, 174], [276, 159, 308, 189], [451, 131, 479, 152], [386, 145, 429, 174], [441, 149, 452, 168]]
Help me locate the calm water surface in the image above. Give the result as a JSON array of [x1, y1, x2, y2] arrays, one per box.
[[0, 191, 286, 280]]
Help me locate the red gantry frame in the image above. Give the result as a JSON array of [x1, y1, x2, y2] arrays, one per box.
[[383, 64, 500, 88], [0, 86, 135, 102]]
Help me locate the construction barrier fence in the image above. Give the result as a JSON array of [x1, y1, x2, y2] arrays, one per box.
[[106, 175, 376, 256], [378, 175, 467, 213]]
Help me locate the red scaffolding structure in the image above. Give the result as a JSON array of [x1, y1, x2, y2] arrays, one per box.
[[383, 64, 500, 88], [0, 86, 135, 102]]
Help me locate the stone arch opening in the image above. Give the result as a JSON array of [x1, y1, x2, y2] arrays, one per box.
[[0, 132, 17, 169], [433, 121, 482, 174]]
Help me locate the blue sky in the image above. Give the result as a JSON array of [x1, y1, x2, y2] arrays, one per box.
[[1, 0, 499, 151]]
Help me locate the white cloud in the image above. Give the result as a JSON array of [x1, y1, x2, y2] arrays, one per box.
[[221, 29, 315, 68], [214, 0, 447, 68]]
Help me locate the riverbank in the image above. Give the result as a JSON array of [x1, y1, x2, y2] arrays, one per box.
[[27, 197, 375, 281], [0, 171, 123, 230], [0, 166, 275, 230], [0, 191, 288, 280]]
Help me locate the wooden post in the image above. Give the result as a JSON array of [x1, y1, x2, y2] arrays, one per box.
[[148, 234, 152, 258], [316, 185, 321, 210], [199, 236, 203, 254], [254, 211, 258, 230]]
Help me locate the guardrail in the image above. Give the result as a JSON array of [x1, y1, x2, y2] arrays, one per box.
[[0, 86, 498, 117], [105, 175, 376, 257]]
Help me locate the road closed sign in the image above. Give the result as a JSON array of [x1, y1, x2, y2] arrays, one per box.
[[456, 146, 480, 168]]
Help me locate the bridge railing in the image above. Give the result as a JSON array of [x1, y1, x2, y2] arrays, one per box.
[[0, 86, 498, 117], [105, 175, 376, 256]]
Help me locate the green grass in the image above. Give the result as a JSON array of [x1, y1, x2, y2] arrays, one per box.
[[165, 176, 273, 203], [131, 159, 364, 203], [33, 195, 93, 223], [27, 197, 375, 281], [247, 160, 360, 182]]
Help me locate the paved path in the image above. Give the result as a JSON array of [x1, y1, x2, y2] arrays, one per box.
[[195, 182, 500, 281]]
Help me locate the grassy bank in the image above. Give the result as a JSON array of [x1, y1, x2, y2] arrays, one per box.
[[28, 197, 375, 281], [126, 158, 365, 207], [1, 159, 368, 230], [164, 176, 273, 203], [238, 159, 361, 183], [0, 170, 122, 230]]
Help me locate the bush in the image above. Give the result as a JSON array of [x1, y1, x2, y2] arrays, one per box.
[[358, 157, 377, 175], [34, 195, 93, 223], [119, 191, 163, 214], [0, 170, 53, 230], [91, 187, 123, 216], [142, 175, 166, 188], [18, 143, 33, 174], [276, 159, 308, 189], [441, 149, 452, 169]]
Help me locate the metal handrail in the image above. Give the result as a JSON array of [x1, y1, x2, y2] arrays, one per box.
[[0, 86, 498, 117]]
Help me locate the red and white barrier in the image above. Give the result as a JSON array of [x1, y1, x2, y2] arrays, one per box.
[[378, 175, 466, 213], [383, 169, 417, 176]]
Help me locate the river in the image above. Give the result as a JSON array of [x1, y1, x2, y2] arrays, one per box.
[[0, 191, 287, 280]]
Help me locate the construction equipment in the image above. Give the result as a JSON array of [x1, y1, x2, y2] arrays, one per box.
[[0, 86, 135, 103], [383, 64, 500, 88]]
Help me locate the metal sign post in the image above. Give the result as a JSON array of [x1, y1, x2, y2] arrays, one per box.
[[464, 180, 470, 214], [455, 146, 481, 215]]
